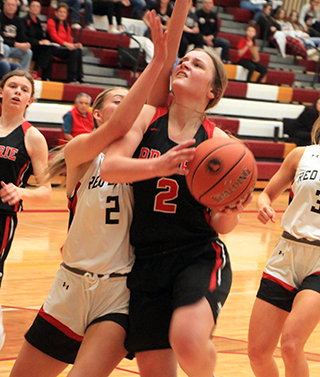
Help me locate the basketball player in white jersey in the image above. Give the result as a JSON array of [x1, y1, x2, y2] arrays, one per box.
[[9, 12, 194, 377], [248, 118, 320, 377]]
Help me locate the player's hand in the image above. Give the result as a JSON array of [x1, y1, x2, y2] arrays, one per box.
[[257, 204, 276, 224], [218, 193, 253, 215], [154, 139, 196, 176], [0, 182, 21, 206], [147, 10, 168, 65]]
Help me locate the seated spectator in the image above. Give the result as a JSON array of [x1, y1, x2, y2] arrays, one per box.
[[93, 0, 130, 33], [64, 0, 96, 29], [196, 0, 230, 63], [143, 0, 173, 36], [299, 0, 320, 34], [287, 9, 320, 59], [178, 1, 203, 58], [46, 2, 83, 83], [21, 0, 53, 80], [304, 14, 320, 37], [236, 24, 268, 82], [272, 6, 308, 59], [240, 0, 265, 22], [61, 92, 94, 142], [0, 0, 33, 71], [284, 97, 320, 146], [0, 34, 21, 79]]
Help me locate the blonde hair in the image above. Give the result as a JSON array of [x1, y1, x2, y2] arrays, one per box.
[[311, 116, 320, 145], [47, 87, 127, 180], [191, 49, 228, 110]]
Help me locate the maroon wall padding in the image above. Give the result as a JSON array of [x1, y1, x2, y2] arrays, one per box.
[[292, 88, 320, 105], [224, 81, 248, 99], [62, 85, 104, 103], [256, 161, 282, 180], [243, 140, 285, 159], [37, 127, 61, 149], [100, 49, 119, 67], [265, 70, 295, 86], [214, 0, 240, 7], [207, 116, 240, 135], [72, 29, 131, 49]]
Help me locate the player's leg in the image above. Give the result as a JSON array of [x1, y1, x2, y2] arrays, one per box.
[[281, 288, 320, 377], [136, 349, 178, 377], [170, 297, 216, 377], [68, 320, 127, 377], [248, 298, 288, 377], [9, 340, 68, 377]]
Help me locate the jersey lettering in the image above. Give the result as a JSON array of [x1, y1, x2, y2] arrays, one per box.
[[154, 178, 179, 213], [0, 146, 18, 161], [311, 189, 320, 214], [296, 170, 318, 182], [106, 195, 120, 224], [139, 147, 161, 159], [88, 175, 105, 189]]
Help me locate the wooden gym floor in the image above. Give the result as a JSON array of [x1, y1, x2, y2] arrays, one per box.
[[1, 186, 320, 376]]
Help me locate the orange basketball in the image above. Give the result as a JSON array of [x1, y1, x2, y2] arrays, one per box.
[[186, 137, 257, 209]]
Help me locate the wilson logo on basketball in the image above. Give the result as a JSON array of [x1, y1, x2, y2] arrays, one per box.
[[206, 158, 222, 173], [210, 166, 252, 204]]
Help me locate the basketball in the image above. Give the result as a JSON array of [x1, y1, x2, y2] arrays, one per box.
[[186, 137, 257, 209]]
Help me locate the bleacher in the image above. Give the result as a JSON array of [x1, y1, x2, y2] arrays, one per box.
[[30, 0, 320, 187]]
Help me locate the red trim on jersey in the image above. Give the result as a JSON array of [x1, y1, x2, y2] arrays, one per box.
[[0, 216, 11, 255], [14, 160, 31, 211], [202, 118, 216, 139], [150, 107, 168, 125], [67, 181, 81, 229], [262, 272, 297, 292], [21, 121, 33, 134], [39, 306, 84, 342], [209, 241, 222, 292]]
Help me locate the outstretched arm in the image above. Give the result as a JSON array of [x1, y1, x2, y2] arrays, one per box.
[[147, 0, 191, 107], [64, 10, 168, 170]]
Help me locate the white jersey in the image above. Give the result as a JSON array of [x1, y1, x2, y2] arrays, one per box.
[[281, 144, 320, 241], [62, 153, 134, 275]]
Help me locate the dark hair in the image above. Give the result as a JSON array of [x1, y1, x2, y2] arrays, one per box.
[[28, 0, 42, 5], [56, 2, 69, 11], [0, 69, 35, 101]]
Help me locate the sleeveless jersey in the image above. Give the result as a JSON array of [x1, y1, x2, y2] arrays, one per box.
[[281, 144, 320, 241], [0, 122, 33, 214], [62, 153, 135, 275], [130, 107, 219, 256]]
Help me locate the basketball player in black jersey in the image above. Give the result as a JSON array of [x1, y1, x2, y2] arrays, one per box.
[[0, 69, 52, 350], [100, 0, 252, 376]]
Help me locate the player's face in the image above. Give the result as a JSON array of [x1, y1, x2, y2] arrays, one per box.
[[172, 50, 215, 102], [0, 76, 34, 111], [316, 99, 320, 113], [95, 89, 128, 127]]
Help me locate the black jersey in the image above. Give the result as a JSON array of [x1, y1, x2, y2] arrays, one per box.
[[130, 107, 219, 256], [0, 122, 33, 214]]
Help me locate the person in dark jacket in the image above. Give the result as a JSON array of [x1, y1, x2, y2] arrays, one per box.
[[285, 98, 320, 146], [0, 0, 33, 70], [196, 0, 230, 63], [21, 0, 53, 80]]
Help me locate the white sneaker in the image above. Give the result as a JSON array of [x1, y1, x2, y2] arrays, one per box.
[[85, 25, 96, 31], [0, 305, 5, 350], [71, 23, 81, 30]]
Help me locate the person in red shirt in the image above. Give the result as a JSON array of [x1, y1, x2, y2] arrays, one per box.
[[46, 2, 83, 83], [236, 24, 268, 83], [62, 93, 94, 143]]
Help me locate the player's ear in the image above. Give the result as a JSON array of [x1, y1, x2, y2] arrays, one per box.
[[207, 87, 215, 100]]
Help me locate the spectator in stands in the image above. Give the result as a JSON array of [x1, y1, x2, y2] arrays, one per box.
[[236, 24, 268, 83], [287, 9, 320, 59], [196, 0, 230, 63], [304, 14, 320, 37], [93, 0, 130, 33], [0, 0, 33, 71], [240, 0, 265, 22], [284, 97, 320, 146], [178, 0, 203, 58], [299, 0, 320, 34], [46, 2, 84, 83], [22, 0, 53, 81], [63, 0, 96, 30], [129, 0, 147, 19], [61, 93, 94, 142], [0, 35, 21, 79], [143, 0, 173, 37]]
